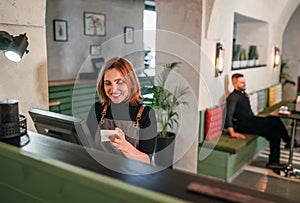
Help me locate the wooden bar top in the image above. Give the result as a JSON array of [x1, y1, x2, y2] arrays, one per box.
[[1, 132, 294, 203], [48, 79, 97, 87]]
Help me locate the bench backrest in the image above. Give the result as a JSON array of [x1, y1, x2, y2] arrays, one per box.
[[198, 84, 280, 143], [204, 106, 223, 141], [249, 92, 258, 115]]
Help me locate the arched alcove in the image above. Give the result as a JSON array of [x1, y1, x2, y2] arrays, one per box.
[[282, 4, 300, 100]]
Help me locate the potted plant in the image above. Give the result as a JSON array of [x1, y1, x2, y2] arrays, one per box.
[[232, 44, 241, 69], [247, 45, 256, 66], [254, 49, 259, 66], [240, 48, 247, 67], [143, 62, 189, 167]]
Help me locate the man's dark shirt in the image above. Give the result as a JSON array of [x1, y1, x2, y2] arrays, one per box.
[[225, 89, 254, 130]]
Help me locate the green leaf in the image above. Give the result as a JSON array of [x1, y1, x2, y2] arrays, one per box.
[[141, 62, 190, 137]]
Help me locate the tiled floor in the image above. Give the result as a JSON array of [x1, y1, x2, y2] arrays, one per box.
[[232, 166, 300, 202], [231, 138, 300, 202]]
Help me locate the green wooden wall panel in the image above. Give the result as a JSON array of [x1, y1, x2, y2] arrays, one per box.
[[49, 90, 73, 99], [49, 84, 74, 92], [198, 110, 205, 143], [72, 88, 97, 96], [49, 82, 99, 117]]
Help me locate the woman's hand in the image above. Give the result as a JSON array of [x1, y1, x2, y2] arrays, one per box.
[[109, 127, 130, 152], [109, 127, 151, 164]]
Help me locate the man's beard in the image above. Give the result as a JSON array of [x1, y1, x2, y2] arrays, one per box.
[[237, 86, 246, 91]]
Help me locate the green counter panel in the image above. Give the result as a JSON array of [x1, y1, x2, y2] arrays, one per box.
[[0, 142, 187, 203]]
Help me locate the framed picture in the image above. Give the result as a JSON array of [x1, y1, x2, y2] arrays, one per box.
[[84, 12, 106, 36], [124, 26, 134, 44], [90, 45, 101, 56], [53, 20, 68, 41], [92, 57, 105, 73]]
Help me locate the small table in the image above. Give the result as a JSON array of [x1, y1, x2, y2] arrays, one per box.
[[270, 109, 300, 178]]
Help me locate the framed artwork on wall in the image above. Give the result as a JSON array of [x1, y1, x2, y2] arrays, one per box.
[[90, 45, 101, 56], [53, 20, 68, 41], [84, 12, 106, 36], [124, 26, 134, 44]]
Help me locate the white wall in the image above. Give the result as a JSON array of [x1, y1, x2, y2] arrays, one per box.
[[0, 0, 48, 131], [282, 4, 300, 100], [156, 0, 202, 173], [155, 0, 300, 174], [46, 0, 145, 81], [200, 0, 300, 109]]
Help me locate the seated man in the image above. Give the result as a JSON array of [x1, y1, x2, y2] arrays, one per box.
[[225, 73, 299, 170]]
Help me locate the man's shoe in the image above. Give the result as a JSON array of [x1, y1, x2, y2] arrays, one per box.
[[284, 139, 300, 149], [266, 162, 287, 171]]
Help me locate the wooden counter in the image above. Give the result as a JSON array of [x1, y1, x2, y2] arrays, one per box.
[[0, 132, 295, 203]]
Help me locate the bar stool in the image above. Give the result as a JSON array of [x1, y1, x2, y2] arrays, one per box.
[[49, 100, 61, 113]]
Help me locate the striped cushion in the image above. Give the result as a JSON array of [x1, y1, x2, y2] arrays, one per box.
[[205, 106, 223, 141], [268, 84, 282, 106], [249, 92, 258, 115], [257, 90, 266, 113], [276, 83, 282, 104], [268, 85, 277, 106]]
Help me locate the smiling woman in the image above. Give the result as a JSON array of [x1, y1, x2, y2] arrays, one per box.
[[86, 57, 158, 165]]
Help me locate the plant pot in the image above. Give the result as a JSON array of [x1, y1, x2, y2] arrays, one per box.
[[232, 60, 240, 69], [154, 132, 176, 169], [241, 60, 247, 67], [247, 60, 255, 66]]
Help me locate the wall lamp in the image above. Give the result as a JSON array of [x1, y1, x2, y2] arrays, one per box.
[[273, 46, 280, 68], [0, 31, 29, 62], [215, 42, 224, 76]]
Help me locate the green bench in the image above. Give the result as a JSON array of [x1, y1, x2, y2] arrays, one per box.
[[197, 84, 294, 182], [197, 108, 268, 182]]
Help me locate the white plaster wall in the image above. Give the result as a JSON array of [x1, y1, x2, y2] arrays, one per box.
[[46, 0, 145, 81], [156, 0, 202, 173], [200, 0, 300, 109], [282, 4, 300, 100], [156, 0, 300, 174], [0, 0, 48, 131]]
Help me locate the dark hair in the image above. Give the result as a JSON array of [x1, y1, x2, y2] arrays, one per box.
[[232, 73, 244, 81], [97, 57, 142, 105]]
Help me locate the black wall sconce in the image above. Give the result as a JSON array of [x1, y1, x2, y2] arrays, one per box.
[[273, 46, 280, 68], [0, 31, 29, 62], [215, 42, 224, 76]]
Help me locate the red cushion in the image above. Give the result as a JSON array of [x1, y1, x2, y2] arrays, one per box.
[[205, 106, 223, 141]]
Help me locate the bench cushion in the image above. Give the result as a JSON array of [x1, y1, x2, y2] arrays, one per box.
[[249, 92, 258, 115], [205, 106, 222, 141], [257, 89, 267, 113], [268, 84, 282, 107], [201, 133, 258, 154]]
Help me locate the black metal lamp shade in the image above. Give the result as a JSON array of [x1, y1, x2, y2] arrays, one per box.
[[4, 33, 29, 62], [0, 31, 13, 50]]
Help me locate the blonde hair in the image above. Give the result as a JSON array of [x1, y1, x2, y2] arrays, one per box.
[[97, 57, 142, 105]]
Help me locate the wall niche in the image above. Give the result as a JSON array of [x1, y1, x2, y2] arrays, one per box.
[[232, 12, 268, 70]]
